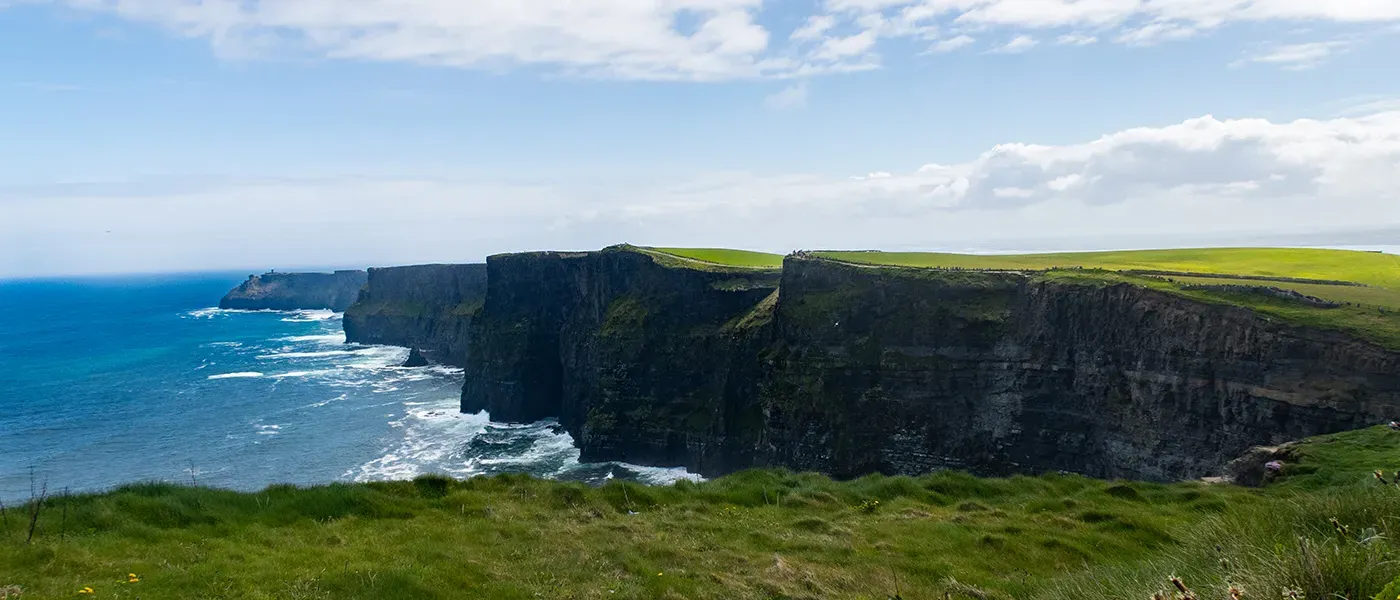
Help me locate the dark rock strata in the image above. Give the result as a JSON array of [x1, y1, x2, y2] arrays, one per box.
[[220, 270, 367, 312], [462, 250, 1400, 482], [343, 264, 487, 366]]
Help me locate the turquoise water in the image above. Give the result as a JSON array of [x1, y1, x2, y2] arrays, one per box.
[[0, 274, 694, 503]]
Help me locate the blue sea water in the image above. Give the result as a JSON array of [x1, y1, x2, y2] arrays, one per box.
[[0, 274, 695, 503]]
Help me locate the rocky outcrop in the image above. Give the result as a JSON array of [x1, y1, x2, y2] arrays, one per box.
[[343, 264, 487, 366], [219, 270, 366, 312], [461, 250, 1400, 482]]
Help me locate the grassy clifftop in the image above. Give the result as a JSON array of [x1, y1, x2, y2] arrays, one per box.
[[4, 427, 1399, 599], [639, 246, 1400, 350]]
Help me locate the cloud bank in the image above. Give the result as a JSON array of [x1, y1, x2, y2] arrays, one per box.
[[4, 109, 1399, 277], [13, 0, 1400, 79]]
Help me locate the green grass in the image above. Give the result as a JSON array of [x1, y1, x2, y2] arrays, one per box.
[[1164, 275, 1400, 310], [5, 427, 1399, 599], [645, 248, 786, 270], [812, 247, 1400, 350], [813, 248, 1400, 289]]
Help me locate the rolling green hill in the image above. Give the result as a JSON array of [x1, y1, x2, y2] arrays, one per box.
[[3, 427, 1398, 599]]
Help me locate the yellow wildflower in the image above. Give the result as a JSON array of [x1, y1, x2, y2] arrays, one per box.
[[78, 586, 95, 594]]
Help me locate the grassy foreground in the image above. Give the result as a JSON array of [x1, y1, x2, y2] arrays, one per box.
[[4, 428, 1399, 599]]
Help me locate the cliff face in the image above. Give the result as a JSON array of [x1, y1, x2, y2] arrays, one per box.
[[342, 264, 487, 366], [219, 270, 367, 312], [462, 249, 781, 470], [461, 252, 1400, 481], [755, 258, 1400, 480]]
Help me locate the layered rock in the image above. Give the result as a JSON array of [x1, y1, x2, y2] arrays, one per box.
[[219, 270, 366, 312], [461, 248, 781, 470], [343, 264, 487, 366], [461, 250, 1400, 481]]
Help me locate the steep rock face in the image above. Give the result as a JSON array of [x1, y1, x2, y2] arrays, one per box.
[[754, 258, 1400, 480], [342, 264, 487, 366], [219, 270, 367, 312], [461, 249, 780, 471], [461, 253, 1400, 481]]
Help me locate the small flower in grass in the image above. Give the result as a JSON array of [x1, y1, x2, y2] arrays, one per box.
[[77, 587, 95, 595], [1375, 470, 1391, 485], [1388, 420, 1400, 431], [1264, 460, 1283, 472], [127, 572, 140, 583], [1169, 576, 1196, 600], [1229, 586, 1243, 600], [1330, 517, 1349, 537], [1282, 587, 1304, 599]]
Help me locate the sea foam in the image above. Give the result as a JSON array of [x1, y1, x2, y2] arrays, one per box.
[[208, 372, 264, 380]]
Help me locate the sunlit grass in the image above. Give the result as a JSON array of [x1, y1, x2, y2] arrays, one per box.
[[4, 427, 1398, 599]]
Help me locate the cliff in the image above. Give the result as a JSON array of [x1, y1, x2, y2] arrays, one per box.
[[343, 264, 487, 366], [461, 249, 1400, 482], [219, 270, 367, 312]]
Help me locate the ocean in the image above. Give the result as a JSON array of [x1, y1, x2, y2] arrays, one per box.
[[0, 274, 696, 504]]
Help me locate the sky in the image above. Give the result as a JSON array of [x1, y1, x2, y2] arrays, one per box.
[[1, 0, 1399, 277]]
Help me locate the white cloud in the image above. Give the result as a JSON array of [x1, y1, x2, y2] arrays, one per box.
[[764, 81, 809, 110], [791, 15, 837, 41], [1056, 33, 1098, 46], [989, 35, 1038, 53], [928, 34, 976, 52], [5, 109, 1400, 277], [10, 0, 1397, 80], [1233, 40, 1356, 70]]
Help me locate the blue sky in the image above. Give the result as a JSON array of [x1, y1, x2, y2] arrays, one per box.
[[2, 1, 1399, 277]]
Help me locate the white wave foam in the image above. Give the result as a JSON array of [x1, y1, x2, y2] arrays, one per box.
[[254, 423, 283, 436], [303, 393, 348, 409], [281, 310, 341, 322], [208, 372, 264, 380], [351, 401, 491, 482], [256, 350, 362, 360], [620, 463, 704, 486], [186, 307, 278, 319], [276, 333, 347, 344], [203, 341, 243, 348], [426, 365, 465, 377]]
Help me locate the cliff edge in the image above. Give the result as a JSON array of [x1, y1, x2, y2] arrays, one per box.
[[219, 270, 367, 312], [461, 249, 1400, 482], [343, 264, 488, 366]]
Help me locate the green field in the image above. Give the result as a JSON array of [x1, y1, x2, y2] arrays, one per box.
[[645, 247, 786, 269], [3, 427, 1398, 599], [813, 248, 1400, 289], [645, 246, 1400, 348]]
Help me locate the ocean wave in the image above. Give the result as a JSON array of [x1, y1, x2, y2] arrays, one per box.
[[185, 307, 278, 319], [256, 350, 364, 360], [351, 402, 492, 482], [208, 372, 264, 380], [270, 370, 339, 380], [276, 333, 347, 344], [254, 423, 283, 436], [280, 310, 342, 323], [303, 393, 348, 409], [349, 403, 704, 486]]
